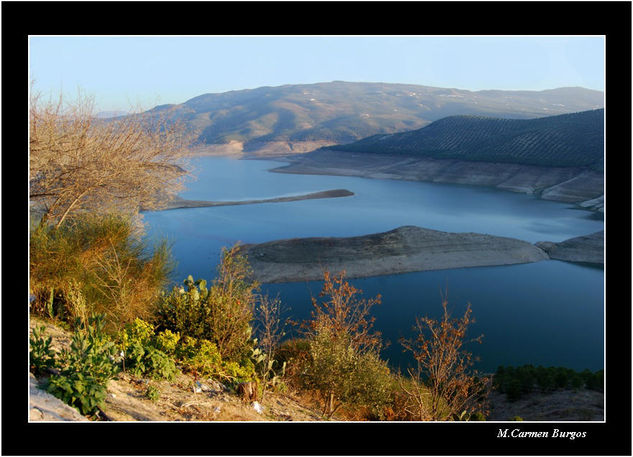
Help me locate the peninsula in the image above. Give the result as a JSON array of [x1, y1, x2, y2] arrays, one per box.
[[536, 231, 604, 265], [238, 225, 550, 283], [156, 189, 354, 211]]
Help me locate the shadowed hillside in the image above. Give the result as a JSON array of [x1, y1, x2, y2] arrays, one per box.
[[328, 109, 604, 171], [146, 82, 603, 154]]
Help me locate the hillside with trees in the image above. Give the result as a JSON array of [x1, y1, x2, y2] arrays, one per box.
[[328, 109, 604, 171]]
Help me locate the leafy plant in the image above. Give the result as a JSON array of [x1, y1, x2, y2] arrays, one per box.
[[48, 371, 108, 416], [47, 315, 120, 416], [145, 384, 161, 402], [176, 336, 223, 377], [123, 341, 179, 381], [29, 325, 56, 376], [154, 329, 180, 356], [175, 335, 255, 384]]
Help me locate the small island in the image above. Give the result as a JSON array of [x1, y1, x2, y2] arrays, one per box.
[[238, 225, 550, 283], [155, 189, 354, 211]]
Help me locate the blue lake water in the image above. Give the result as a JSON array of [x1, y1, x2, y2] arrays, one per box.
[[143, 156, 604, 373]]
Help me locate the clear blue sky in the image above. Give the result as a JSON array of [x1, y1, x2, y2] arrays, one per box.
[[29, 35, 605, 112]]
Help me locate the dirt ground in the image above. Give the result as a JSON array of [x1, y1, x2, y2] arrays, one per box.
[[29, 317, 322, 422]]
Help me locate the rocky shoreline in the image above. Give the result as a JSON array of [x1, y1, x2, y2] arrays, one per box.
[[270, 149, 604, 211], [156, 189, 354, 211]]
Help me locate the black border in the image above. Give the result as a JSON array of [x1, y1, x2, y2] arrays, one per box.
[[4, 1, 631, 455]]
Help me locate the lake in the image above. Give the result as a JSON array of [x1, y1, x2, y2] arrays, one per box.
[[143, 156, 604, 373]]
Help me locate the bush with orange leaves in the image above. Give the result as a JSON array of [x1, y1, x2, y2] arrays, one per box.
[[400, 297, 490, 421]]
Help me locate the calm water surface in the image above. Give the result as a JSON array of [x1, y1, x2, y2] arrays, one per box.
[[143, 156, 604, 372]]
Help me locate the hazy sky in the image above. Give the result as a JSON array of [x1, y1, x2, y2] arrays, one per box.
[[29, 35, 605, 112]]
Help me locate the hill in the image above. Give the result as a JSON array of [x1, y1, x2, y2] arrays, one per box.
[[328, 109, 604, 171], [146, 82, 603, 155]]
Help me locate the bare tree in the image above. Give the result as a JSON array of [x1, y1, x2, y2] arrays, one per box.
[[253, 294, 289, 399], [30, 90, 194, 228], [400, 297, 490, 421], [254, 294, 287, 363]]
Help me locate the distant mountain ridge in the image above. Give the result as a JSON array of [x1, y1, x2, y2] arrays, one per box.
[[328, 109, 604, 171], [146, 81, 603, 154]]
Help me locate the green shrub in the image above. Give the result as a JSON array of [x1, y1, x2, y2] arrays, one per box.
[[124, 342, 179, 381], [48, 371, 108, 416], [583, 369, 603, 391], [29, 325, 56, 376], [470, 412, 487, 421], [145, 384, 160, 402], [175, 335, 255, 384], [298, 272, 391, 418], [155, 245, 258, 361], [176, 336, 223, 377], [118, 318, 179, 381], [345, 350, 393, 419], [142, 347, 179, 381], [47, 315, 120, 416], [154, 329, 180, 356], [494, 365, 603, 400], [505, 379, 523, 402], [222, 359, 256, 383], [304, 324, 392, 419], [123, 318, 155, 347]]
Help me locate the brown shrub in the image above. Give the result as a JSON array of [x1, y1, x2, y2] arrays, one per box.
[[400, 297, 490, 421]]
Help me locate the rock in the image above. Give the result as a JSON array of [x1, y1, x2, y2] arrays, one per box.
[[29, 374, 88, 421], [239, 225, 549, 283], [252, 401, 263, 414], [206, 380, 227, 393]]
